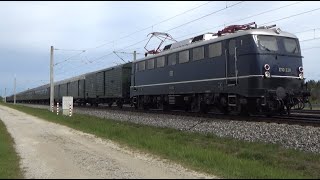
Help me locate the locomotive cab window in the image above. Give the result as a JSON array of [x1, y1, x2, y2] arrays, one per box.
[[208, 42, 222, 58], [283, 38, 299, 54], [168, 53, 177, 66], [147, 59, 155, 69], [192, 46, 204, 61], [138, 61, 145, 71], [179, 50, 190, 63], [156, 56, 165, 68], [257, 35, 278, 51]]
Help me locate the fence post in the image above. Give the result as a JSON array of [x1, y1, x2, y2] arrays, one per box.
[[69, 103, 72, 117], [57, 102, 59, 115]]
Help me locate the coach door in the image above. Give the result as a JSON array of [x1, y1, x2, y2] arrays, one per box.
[[225, 38, 238, 86]]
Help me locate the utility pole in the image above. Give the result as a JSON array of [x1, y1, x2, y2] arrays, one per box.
[[4, 88, 6, 103], [133, 51, 137, 87], [14, 75, 16, 104], [50, 46, 54, 112]]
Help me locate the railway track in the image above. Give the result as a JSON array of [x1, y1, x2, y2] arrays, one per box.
[[74, 104, 320, 127], [292, 109, 320, 114]]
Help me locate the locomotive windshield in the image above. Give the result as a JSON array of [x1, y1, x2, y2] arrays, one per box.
[[283, 37, 300, 54], [255, 35, 300, 54], [257, 35, 278, 51]]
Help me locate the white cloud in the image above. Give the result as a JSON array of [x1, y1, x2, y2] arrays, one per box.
[[1, 1, 320, 94]]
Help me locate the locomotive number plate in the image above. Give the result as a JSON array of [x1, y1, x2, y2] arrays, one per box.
[[278, 67, 291, 72]]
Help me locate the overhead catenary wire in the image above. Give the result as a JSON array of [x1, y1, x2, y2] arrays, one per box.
[[294, 27, 320, 34], [54, 48, 86, 52], [57, 1, 245, 74], [86, 1, 214, 50], [120, 2, 320, 53], [300, 37, 320, 42], [164, 1, 245, 32], [54, 2, 320, 81], [54, 50, 86, 66], [260, 7, 320, 26], [158, 1, 304, 42], [112, 1, 305, 54], [56, 1, 234, 76], [120, 1, 305, 52], [302, 47, 320, 51]]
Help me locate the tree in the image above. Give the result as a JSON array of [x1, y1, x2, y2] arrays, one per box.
[[306, 80, 320, 104]]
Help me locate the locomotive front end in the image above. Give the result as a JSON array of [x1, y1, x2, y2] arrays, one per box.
[[253, 29, 310, 114]]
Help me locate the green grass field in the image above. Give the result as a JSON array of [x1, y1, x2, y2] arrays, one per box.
[[0, 119, 23, 178], [2, 103, 320, 178]]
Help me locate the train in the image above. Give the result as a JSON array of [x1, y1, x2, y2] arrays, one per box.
[[6, 22, 311, 115]]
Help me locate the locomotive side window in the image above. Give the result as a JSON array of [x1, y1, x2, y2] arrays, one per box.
[[156, 56, 165, 68], [208, 42, 222, 58], [138, 61, 145, 71], [257, 35, 278, 51], [179, 50, 190, 64], [192, 46, 204, 61], [229, 40, 236, 55], [168, 53, 177, 66], [147, 59, 155, 69], [283, 38, 299, 54]]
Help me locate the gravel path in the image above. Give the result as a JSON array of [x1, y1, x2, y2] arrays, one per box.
[[0, 105, 215, 179], [20, 104, 320, 154]]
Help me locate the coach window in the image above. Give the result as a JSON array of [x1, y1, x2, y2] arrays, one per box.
[[192, 46, 204, 61], [168, 53, 177, 66], [179, 50, 189, 64], [156, 56, 165, 68], [147, 59, 155, 69], [138, 61, 145, 71], [208, 42, 222, 58]]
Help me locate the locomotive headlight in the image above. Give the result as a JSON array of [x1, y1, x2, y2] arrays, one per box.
[[264, 64, 270, 71], [299, 73, 304, 79], [298, 66, 303, 73], [264, 71, 271, 78]]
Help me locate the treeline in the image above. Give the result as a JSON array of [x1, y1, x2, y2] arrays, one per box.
[[306, 80, 320, 104]]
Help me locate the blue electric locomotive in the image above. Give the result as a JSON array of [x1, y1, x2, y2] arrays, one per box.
[[130, 22, 310, 115]]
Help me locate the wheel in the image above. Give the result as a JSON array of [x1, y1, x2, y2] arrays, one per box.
[[143, 103, 149, 110], [117, 101, 123, 109], [286, 106, 291, 116], [200, 102, 208, 114], [239, 105, 249, 116]]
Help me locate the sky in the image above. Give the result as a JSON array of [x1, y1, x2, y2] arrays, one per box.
[[1, 1, 320, 96]]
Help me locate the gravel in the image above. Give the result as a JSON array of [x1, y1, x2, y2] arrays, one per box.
[[19, 104, 320, 154]]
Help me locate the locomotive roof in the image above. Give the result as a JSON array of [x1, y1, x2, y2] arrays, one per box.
[[134, 28, 298, 63]]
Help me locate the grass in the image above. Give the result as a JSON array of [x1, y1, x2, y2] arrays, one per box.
[[2, 102, 320, 178], [0, 119, 23, 178]]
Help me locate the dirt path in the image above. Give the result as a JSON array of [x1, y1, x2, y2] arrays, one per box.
[[0, 105, 216, 179]]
